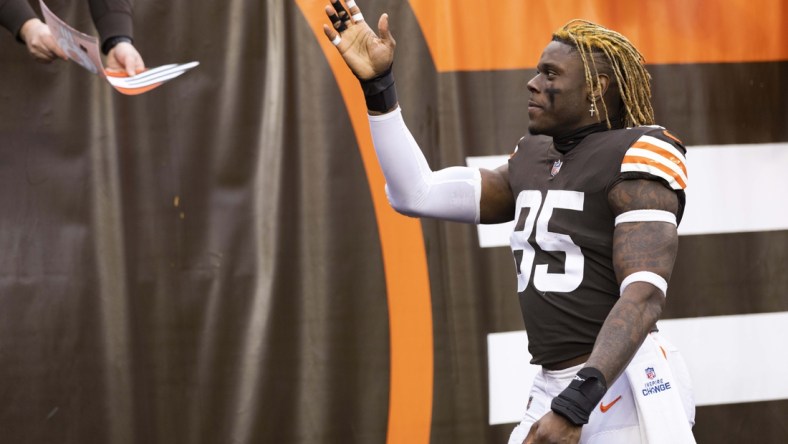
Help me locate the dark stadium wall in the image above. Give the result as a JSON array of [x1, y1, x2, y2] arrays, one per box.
[[0, 0, 785, 443]]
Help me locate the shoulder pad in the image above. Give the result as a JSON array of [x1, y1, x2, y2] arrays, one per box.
[[621, 131, 688, 190]]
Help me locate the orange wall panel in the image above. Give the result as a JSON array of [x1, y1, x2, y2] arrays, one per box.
[[408, 0, 788, 71]]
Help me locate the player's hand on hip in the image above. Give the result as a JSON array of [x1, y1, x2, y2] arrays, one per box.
[[524, 411, 581, 444], [19, 18, 67, 63], [322, 0, 395, 80]]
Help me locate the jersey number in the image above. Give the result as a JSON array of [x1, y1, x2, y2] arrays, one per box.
[[510, 190, 585, 293]]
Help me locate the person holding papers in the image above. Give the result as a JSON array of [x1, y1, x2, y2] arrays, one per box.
[[0, 0, 144, 75]]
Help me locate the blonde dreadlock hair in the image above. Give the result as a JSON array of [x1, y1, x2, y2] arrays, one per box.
[[552, 20, 654, 128]]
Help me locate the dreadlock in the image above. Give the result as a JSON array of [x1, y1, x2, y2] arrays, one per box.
[[552, 19, 654, 128]]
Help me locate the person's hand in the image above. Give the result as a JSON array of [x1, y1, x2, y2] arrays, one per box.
[[322, 0, 394, 80], [19, 18, 67, 63], [523, 411, 582, 444], [106, 41, 146, 76]]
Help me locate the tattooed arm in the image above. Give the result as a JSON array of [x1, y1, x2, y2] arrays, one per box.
[[584, 179, 679, 386]]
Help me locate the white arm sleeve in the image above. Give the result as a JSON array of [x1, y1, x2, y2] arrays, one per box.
[[368, 107, 482, 224]]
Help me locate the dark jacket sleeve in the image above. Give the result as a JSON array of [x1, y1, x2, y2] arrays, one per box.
[[0, 0, 38, 40], [88, 0, 133, 45]]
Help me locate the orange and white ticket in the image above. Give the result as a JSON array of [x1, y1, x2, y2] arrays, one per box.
[[40, 0, 198, 95]]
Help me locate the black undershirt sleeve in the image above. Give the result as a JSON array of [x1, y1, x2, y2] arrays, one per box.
[[0, 0, 38, 40]]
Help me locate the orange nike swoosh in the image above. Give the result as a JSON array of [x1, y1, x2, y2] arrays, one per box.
[[600, 395, 623, 413]]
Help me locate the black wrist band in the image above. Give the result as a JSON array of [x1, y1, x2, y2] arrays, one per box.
[[359, 65, 398, 113], [551, 367, 608, 426], [102, 36, 133, 55]]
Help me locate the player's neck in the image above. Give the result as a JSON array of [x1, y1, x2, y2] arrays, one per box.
[[552, 121, 608, 153]]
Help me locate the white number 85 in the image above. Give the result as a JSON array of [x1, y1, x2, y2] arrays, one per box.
[[510, 190, 584, 293]]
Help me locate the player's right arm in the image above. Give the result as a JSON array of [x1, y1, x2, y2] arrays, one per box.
[[322, 0, 514, 224]]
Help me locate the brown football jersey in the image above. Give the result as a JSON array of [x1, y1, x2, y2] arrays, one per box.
[[507, 126, 687, 366]]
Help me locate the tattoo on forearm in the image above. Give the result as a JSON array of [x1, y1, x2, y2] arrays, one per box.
[[587, 290, 663, 384]]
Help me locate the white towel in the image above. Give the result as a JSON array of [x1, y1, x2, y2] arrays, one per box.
[[625, 333, 696, 443]]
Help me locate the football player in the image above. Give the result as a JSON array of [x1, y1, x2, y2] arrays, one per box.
[[323, 2, 695, 442]]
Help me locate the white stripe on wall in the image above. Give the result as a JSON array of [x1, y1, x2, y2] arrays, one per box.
[[466, 142, 788, 247], [487, 311, 788, 425], [464, 155, 515, 248]]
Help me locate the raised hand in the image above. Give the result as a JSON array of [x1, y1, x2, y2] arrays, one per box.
[[322, 0, 395, 80]]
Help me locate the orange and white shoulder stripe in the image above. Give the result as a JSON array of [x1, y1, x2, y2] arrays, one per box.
[[621, 135, 688, 190]]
